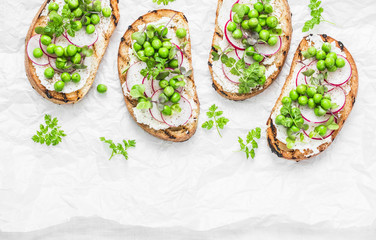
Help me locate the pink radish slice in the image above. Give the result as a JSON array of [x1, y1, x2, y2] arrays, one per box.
[[40, 37, 57, 58], [327, 86, 346, 114], [254, 36, 282, 56], [303, 60, 318, 85], [325, 55, 352, 86], [142, 76, 154, 98], [173, 44, 184, 68], [125, 61, 147, 92], [235, 49, 256, 65], [27, 35, 49, 66], [149, 89, 165, 123], [299, 104, 331, 124], [64, 29, 98, 48], [222, 49, 240, 84], [295, 65, 308, 87], [303, 117, 337, 140], [224, 20, 245, 51], [151, 78, 161, 93], [161, 95, 193, 127]]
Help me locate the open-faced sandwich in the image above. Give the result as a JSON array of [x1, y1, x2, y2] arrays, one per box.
[[25, 0, 119, 104], [117, 10, 199, 142], [267, 34, 358, 161], [208, 0, 292, 101]]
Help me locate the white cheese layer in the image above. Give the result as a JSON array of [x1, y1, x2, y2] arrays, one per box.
[[212, 0, 283, 93], [33, 0, 112, 93]]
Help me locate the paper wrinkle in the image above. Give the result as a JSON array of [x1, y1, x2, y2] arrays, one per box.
[[0, 0, 376, 234]]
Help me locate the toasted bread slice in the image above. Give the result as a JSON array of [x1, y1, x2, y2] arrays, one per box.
[[117, 9, 200, 142], [266, 34, 358, 161], [208, 0, 292, 101], [25, 0, 120, 104]]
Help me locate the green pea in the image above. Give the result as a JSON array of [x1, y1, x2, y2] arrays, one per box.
[[268, 36, 278, 46], [308, 98, 316, 109], [314, 106, 327, 117], [296, 84, 307, 95], [46, 44, 56, 54], [275, 115, 285, 125], [259, 30, 270, 42], [93, 0, 102, 12], [169, 79, 177, 89], [327, 52, 337, 60], [97, 84, 107, 93], [254, 24, 262, 33], [54, 46, 64, 57], [282, 96, 292, 107], [289, 89, 299, 101], [91, 14, 100, 25], [254, 2, 264, 12], [159, 80, 169, 89], [316, 125, 328, 137], [44, 67, 55, 79], [232, 29, 243, 39], [241, 20, 250, 30], [163, 86, 174, 97], [328, 65, 337, 72], [258, 18, 266, 27], [253, 54, 264, 62], [33, 48, 43, 58], [83, 16, 91, 26], [322, 42, 331, 53], [258, 65, 266, 77], [73, 7, 83, 18], [61, 72, 71, 83], [71, 53, 81, 64], [291, 125, 300, 133], [316, 85, 325, 95], [162, 105, 172, 116], [316, 60, 326, 71], [307, 46, 317, 57], [245, 46, 255, 56], [176, 28, 187, 38], [133, 42, 142, 52], [320, 98, 332, 110], [41, 35, 52, 46], [157, 26, 168, 37], [143, 41, 151, 49], [266, 16, 278, 28], [169, 59, 179, 69], [295, 118, 304, 128], [144, 47, 155, 57], [325, 57, 335, 68], [259, 76, 266, 85], [336, 58, 346, 68], [151, 39, 162, 50], [248, 18, 259, 28], [284, 118, 293, 128], [170, 92, 181, 103], [68, 0, 79, 9], [158, 47, 169, 59], [73, 21, 82, 31], [162, 41, 172, 49], [233, 13, 242, 24], [264, 4, 273, 13], [102, 7, 112, 18], [307, 87, 317, 98], [227, 21, 237, 32], [48, 2, 59, 12], [248, 9, 259, 18], [298, 96, 308, 106], [86, 24, 95, 34], [244, 5, 250, 15], [54, 80, 65, 92], [280, 106, 289, 116], [316, 50, 326, 60], [55, 59, 66, 70], [71, 73, 81, 83], [313, 93, 323, 104], [67, 45, 77, 57]]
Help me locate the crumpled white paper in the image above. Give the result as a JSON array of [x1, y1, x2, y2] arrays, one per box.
[[1, 0, 376, 236]]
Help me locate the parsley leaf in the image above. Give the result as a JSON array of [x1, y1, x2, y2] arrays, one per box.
[[238, 127, 261, 159], [152, 0, 175, 5], [202, 104, 229, 137], [100, 137, 136, 160], [303, 0, 334, 32], [32, 115, 66, 146]]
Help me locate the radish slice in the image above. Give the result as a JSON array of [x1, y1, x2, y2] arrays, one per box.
[[295, 65, 308, 87], [161, 95, 192, 127], [222, 49, 240, 84], [325, 55, 352, 86], [235, 49, 256, 65], [303, 117, 337, 140], [254, 36, 282, 56], [149, 89, 165, 123], [224, 20, 245, 51], [142, 76, 154, 98], [64, 29, 98, 48], [327, 86, 346, 114], [151, 78, 161, 93], [40, 37, 57, 58], [27, 35, 49, 66], [299, 105, 331, 124], [173, 44, 184, 68], [125, 61, 147, 92]]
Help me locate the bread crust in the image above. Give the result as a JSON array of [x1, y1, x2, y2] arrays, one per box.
[[208, 0, 292, 101], [117, 9, 200, 142], [25, 0, 120, 104], [266, 34, 358, 161]]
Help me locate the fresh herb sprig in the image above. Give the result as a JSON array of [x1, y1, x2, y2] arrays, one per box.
[[202, 104, 229, 137], [100, 137, 136, 160], [32, 115, 66, 146], [152, 0, 176, 5], [130, 84, 153, 110], [302, 0, 334, 32], [238, 127, 261, 159]]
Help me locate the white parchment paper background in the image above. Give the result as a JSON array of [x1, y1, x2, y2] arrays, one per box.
[[1, 0, 376, 237]]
